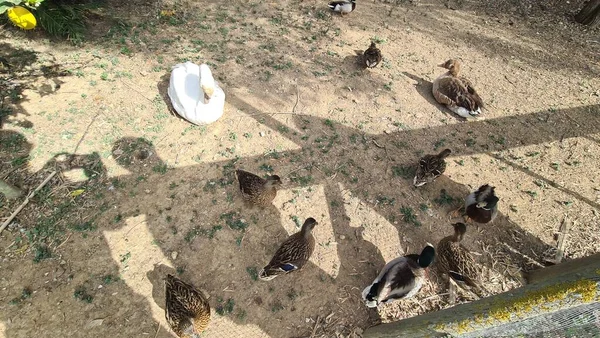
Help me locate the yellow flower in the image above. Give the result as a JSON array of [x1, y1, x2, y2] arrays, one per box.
[[7, 6, 37, 30], [160, 9, 175, 17]]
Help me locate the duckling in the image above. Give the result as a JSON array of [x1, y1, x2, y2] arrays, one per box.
[[362, 244, 435, 308], [165, 274, 211, 338], [414, 148, 451, 187], [199, 64, 215, 103], [432, 59, 484, 119], [328, 0, 356, 16], [453, 184, 499, 224], [235, 169, 282, 207], [363, 42, 382, 68], [436, 223, 487, 297], [259, 217, 318, 281]]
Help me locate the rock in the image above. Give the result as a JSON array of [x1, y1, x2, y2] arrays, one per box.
[[85, 318, 104, 329], [171, 251, 178, 260]]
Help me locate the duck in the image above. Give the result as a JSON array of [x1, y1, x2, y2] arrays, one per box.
[[436, 223, 487, 297], [414, 148, 451, 187], [328, 0, 356, 16], [432, 59, 483, 119], [259, 217, 318, 281], [168, 61, 225, 125], [165, 274, 211, 338], [453, 184, 499, 224], [362, 244, 435, 308], [235, 169, 282, 207], [363, 42, 382, 68]]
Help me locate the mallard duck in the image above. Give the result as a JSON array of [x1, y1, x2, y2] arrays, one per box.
[[436, 223, 486, 296], [361, 244, 435, 308], [259, 217, 318, 280], [165, 274, 211, 338], [432, 59, 483, 119], [453, 184, 499, 224], [414, 148, 451, 187], [168, 62, 226, 125], [235, 169, 282, 207], [328, 0, 356, 15], [363, 42, 382, 68]]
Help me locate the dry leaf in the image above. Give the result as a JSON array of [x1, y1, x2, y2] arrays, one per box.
[[70, 189, 85, 197]]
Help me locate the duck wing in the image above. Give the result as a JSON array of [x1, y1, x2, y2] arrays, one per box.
[[459, 77, 484, 109], [260, 232, 315, 278], [235, 169, 266, 196], [365, 255, 421, 303]]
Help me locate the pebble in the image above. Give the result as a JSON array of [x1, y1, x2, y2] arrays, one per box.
[[259, 131, 265, 137], [171, 251, 178, 260], [339, 235, 346, 240]]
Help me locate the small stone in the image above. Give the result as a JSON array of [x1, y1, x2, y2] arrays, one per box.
[[98, 285, 103, 289], [259, 131, 265, 137], [171, 251, 178, 260], [339, 235, 346, 240]]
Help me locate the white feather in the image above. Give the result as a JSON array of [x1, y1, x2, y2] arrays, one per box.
[[451, 106, 478, 118], [465, 191, 477, 208], [330, 2, 353, 13]]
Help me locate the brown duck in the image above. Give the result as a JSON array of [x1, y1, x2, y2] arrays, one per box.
[[363, 42, 382, 68], [259, 217, 318, 280], [414, 148, 451, 187], [235, 169, 282, 207], [432, 59, 484, 118], [165, 274, 210, 338], [436, 223, 487, 297]]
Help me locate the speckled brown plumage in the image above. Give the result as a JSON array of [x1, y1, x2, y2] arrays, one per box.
[[414, 148, 451, 187], [165, 274, 210, 338], [259, 218, 318, 280], [363, 42, 382, 68], [235, 169, 282, 207], [436, 223, 485, 296]]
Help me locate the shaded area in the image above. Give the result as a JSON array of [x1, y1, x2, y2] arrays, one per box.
[[0, 42, 70, 128], [2, 100, 598, 337], [0, 1, 599, 337]]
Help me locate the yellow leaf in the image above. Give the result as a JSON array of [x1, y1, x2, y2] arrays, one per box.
[[70, 189, 85, 197]]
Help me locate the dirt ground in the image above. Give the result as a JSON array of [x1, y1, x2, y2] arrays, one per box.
[[1, 0, 599, 337]]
